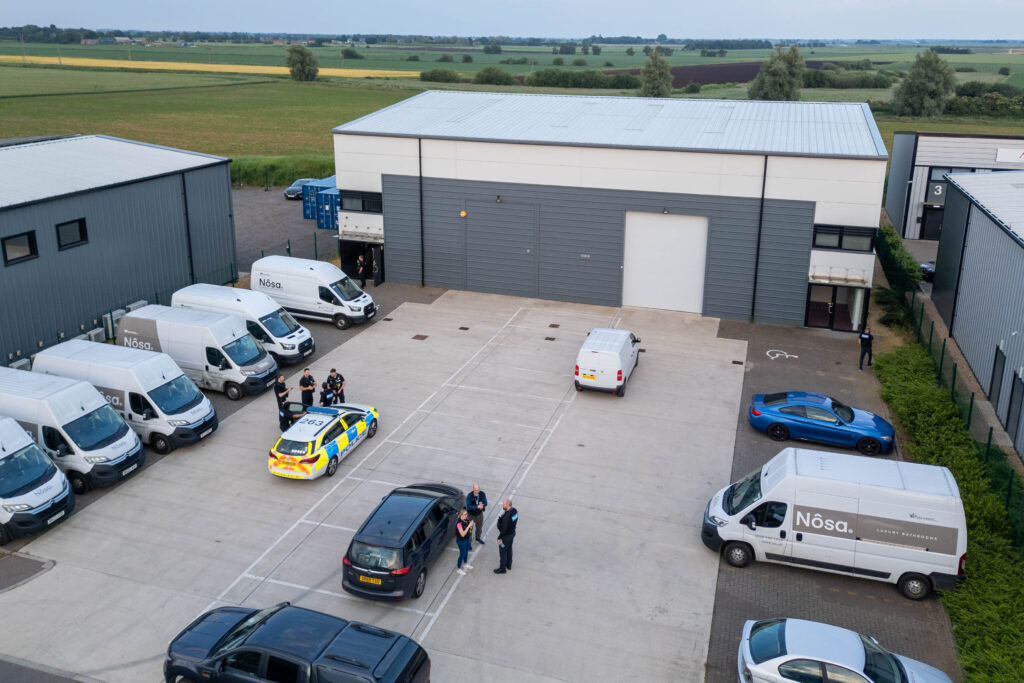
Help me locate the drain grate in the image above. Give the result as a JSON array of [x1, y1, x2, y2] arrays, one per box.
[[544, 337, 556, 341], [412, 334, 428, 340], [383, 317, 393, 322], [549, 323, 560, 328], [732, 360, 744, 365], [459, 326, 469, 331], [639, 348, 646, 353]]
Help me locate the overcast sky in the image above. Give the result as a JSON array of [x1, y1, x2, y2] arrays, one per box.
[[5, 0, 1023, 40]]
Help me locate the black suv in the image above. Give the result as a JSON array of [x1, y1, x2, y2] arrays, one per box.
[[163, 602, 429, 683], [343, 483, 462, 600]]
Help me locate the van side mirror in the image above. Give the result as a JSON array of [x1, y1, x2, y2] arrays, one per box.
[[56, 444, 71, 457], [741, 514, 756, 531], [633, 337, 641, 344], [143, 408, 157, 421], [219, 360, 230, 371]]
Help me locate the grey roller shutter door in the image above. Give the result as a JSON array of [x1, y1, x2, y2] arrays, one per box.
[[466, 201, 538, 297]]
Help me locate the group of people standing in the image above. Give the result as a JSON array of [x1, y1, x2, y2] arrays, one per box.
[[275, 367, 347, 429], [455, 484, 518, 576]]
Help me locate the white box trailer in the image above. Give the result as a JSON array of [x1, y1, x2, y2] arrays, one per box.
[[701, 447, 967, 600], [250, 255, 376, 330], [116, 305, 278, 401], [32, 340, 218, 454], [0, 416, 75, 545], [172, 284, 315, 365], [0, 366, 144, 495]]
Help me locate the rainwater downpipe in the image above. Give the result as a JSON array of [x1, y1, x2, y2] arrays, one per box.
[[749, 155, 768, 321], [418, 138, 425, 286]]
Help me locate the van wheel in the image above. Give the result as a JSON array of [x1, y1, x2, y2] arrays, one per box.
[[616, 383, 626, 397], [333, 315, 352, 330], [151, 434, 171, 455], [857, 437, 882, 456], [367, 420, 378, 438], [574, 381, 582, 392], [326, 456, 339, 477], [225, 383, 243, 401], [0, 526, 9, 546], [723, 542, 753, 568], [412, 568, 427, 598], [68, 472, 90, 495], [766, 423, 789, 441], [898, 573, 931, 600]]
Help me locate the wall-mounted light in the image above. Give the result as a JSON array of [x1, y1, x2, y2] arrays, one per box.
[[459, 210, 467, 218], [496, 195, 502, 203]]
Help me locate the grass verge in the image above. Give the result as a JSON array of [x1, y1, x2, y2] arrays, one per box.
[[231, 155, 335, 186]]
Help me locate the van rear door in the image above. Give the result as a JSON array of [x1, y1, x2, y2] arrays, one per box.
[[578, 350, 620, 390]]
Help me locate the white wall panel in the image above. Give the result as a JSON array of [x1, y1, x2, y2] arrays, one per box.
[[765, 156, 886, 227], [333, 135, 419, 192], [916, 136, 1024, 169]]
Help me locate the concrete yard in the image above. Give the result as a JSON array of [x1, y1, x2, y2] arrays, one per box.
[[0, 291, 747, 681]]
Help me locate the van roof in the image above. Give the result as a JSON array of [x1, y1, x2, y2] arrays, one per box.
[[123, 305, 246, 342], [253, 255, 348, 283], [35, 340, 184, 390], [172, 284, 281, 314], [0, 366, 106, 422], [0, 416, 33, 452], [580, 327, 632, 352], [785, 448, 959, 498]]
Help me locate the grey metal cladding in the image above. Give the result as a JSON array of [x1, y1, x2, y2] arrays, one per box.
[[754, 199, 815, 325], [466, 201, 538, 296], [0, 175, 194, 358], [932, 186, 971, 329], [184, 164, 237, 283], [381, 174, 423, 285], [885, 133, 915, 231]]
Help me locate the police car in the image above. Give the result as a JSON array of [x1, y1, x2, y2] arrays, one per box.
[[269, 404, 379, 480]]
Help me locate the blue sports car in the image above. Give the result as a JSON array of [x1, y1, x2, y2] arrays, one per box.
[[748, 391, 895, 455]]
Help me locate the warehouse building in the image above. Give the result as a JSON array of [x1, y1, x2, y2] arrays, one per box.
[[0, 135, 236, 362], [932, 171, 1024, 453], [885, 132, 1024, 240], [333, 91, 887, 330]]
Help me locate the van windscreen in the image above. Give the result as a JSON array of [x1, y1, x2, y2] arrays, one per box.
[[259, 309, 300, 338], [149, 375, 203, 415], [349, 541, 401, 570], [63, 404, 130, 451], [0, 444, 58, 498], [223, 335, 262, 366], [330, 278, 363, 302], [725, 467, 762, 515]]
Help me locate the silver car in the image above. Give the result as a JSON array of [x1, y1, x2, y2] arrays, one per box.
[[738, 618, 953, 683]]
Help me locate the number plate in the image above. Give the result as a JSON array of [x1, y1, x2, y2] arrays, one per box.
[[121, 463, 139, 477], [582, 374, 596, 380], [367, 310, 376, 318], [47, 510, 65, 525], [200, 428, 213, 438], [265, 380, 275, 388], [359, 575, 382, 585], [303, 348, 313, 356]]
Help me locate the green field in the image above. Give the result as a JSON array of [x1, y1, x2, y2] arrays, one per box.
[[0, 64, 269, 97]]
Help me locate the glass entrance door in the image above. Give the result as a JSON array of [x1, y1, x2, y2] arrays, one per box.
[[806, 285, 834, 328], [805, 285, 868, 332]]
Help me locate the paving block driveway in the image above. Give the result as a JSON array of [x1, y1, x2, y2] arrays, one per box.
[[0, 292, 747, 682]]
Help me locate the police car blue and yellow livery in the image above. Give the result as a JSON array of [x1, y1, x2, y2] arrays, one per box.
[[269, 404, 379, 480]]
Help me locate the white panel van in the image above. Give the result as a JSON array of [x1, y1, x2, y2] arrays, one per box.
[[32, 340, 218, 454], [573, 328, 641, 397], [116, 305, 278, 401], [250, 255, 376, 330], [171, 284, 315, 365], [0, 366, 144, 494], [701, 447, 967, 600], [0, 416, 75, 545]]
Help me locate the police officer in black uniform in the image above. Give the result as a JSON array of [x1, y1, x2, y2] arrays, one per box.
[[493, 499, 518, 574], [299, 368, 316, 407]]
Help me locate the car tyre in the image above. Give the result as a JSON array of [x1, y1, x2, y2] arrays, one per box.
[[616, 383, 626, 397], [225, 382, 243, 401], [326, 456, 339, 477], [898, 573, 931, 600], [367, 420, 378, 438], [574, 381, 582, 392], [857, 437, 882, 456], [68, 471, 89, 495], [723, 542, 753, 568], [151, 434, 172, 455], [333, 314, 352, 330], [766, 423, 789, 441], [412, 568, 427, 599], [0, 525, 10, 546]]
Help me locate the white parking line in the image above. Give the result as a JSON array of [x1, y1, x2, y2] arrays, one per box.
[[382, 439, 525, 464], [298, 519, 357, 532], [440, 383, 560, 403], [242, 574, 433, 616], [414, 408, 547, 432]]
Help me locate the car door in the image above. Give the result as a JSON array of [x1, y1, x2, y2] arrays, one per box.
[[801, 405, 844, 445], [320, 421, 345, 460], [217, 649, 263, 682], [317, 286, 339, 317], [740, 501, 793, 564], [205, 347, 231, 389], [339, 412, 364, 452], [776, 405, 809, 440], [424, 504, 451, 566], [127, 392, 155, 442]]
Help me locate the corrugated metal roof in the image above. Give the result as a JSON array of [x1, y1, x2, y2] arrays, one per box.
[[0, 135, 227, 210], [946, 171, 1024, 242], [333, 90, 888, 160]]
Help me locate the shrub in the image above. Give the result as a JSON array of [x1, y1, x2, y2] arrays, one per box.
[[625, 47, 635, 56], [341, 47, 364, 59], [572, 58, 587, 66], [420, 69, 460, 83], [1000, 66, 1011, 75], [871, 285, 912, 329], [482, 44, 502, 54], [875, 223, 922, 293], [472, 66, 515, 85], [607, 73, 641, 88], [684, 81, 701, 93], [591, 45, 602, 56], [462, 54, 473, 63], [955, 81, 1021, 98], [437, 54, 454, 62], [552, 57, 564, 65], [231, 155, 333, 186], [603, 61, 614, 67], [524, 68, 639, 89], [955, 66, 978, 72], [405, 55, 420, 62]]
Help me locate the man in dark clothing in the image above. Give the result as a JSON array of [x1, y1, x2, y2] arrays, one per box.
[[327, 368, 345, 404], [466, 484, 487, 544], [356, 254, 367, 289], [299, 368, 316, 407], [275, 374, 292, 430], [493, 499, 518, 574], [859, 327, 874, 370]]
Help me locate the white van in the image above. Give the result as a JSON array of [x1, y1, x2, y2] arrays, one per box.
[[701, 447, 967, 600], [573, 328, 641, 397], [250, 255, 376, 330], [32, 340, 218, 454], [171, 284, 315, 365], [0, 416, 75, 545], [116, 305, 278, 401], [0, 366, 144, 495]]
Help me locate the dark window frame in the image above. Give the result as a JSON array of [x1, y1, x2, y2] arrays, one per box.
[[55, 218, 88, 251], [339, 190, 383, 215], [812, 225, 876, 253], [2, 230, 38, 265]]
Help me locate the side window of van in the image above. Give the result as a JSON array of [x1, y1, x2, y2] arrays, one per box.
[[429, 503, 447, 532], [246, 320, 269, 343], [42, 426, 69, 452], [129, 393, 152, 415], [420, 513, 437, 538], [406, 527, 426, 555], [751, 501, 788, 528], [206, 347, 227, 367], [318, 286, 336, 304]]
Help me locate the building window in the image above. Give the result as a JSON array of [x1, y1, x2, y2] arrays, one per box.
[[339, 191, 383, 214], [812, 225, 875, 252], [56, 218, 88, 250], [2, 230, 38, 265]]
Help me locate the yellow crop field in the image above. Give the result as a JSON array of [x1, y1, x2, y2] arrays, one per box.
[[0, 54, 417, 79]]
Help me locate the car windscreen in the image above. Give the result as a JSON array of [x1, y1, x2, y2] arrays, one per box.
[[748, 619, 787, 664], [763, 392, 788, 406], [860, 635, 905, 683], [330, 278, 363, 302], [212, 604, 286, 657], [275, 439, 310, 456], [259, 309, 300, 339], [0, 443, 58, 498], [148, 375, 203, 416], [349, 541, 401, 570], [725, 467, 763, 516], [223, 335, 263, 366], [830, 398, 855, 423], [63, 404, 130, 451]]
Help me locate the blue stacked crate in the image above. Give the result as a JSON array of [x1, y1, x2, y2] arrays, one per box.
[[302, 175, 336, 220], [316, 188, 339, 229]]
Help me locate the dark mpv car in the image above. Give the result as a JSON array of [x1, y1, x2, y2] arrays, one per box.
[[343, 483, 462, 600], [163, 602, 429, 683]]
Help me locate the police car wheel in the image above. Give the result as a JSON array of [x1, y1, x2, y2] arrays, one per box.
[[367, 420, 378, 438], [151, 435, 171, 455], [327, 456, 339, 477], [225, 383, 243, 401], [333, 314, 352, 330], [69, 472, 90, 495]]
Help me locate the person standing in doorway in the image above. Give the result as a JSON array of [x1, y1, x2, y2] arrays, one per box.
[[859, 327, 874, 370], [466, 484, 487, 545], [327, 368, 345, 404], [356, 254, 367, 289], [299, 368, 316, 407], [455, 508, 474, 575], [493, 499, 518, 574]]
